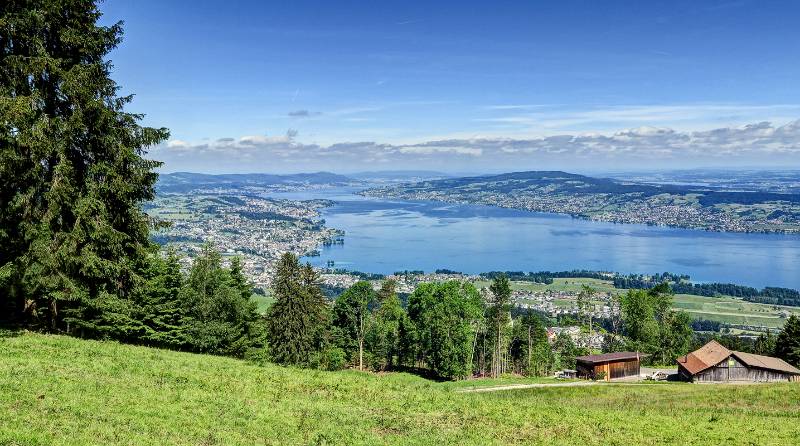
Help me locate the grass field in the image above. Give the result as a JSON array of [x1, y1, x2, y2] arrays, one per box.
[[251, 293, 275, 314], [673, 294, 797, 328], [2, 332, 800, 445], [473, 277, 618, 294]]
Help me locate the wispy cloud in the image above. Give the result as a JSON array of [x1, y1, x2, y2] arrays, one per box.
[[396, 19, 424, 26], [476, 104, 800, 134], [288, 109, 322, 118]]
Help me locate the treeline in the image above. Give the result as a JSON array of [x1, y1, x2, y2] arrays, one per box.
[[268, 270, 591, 379], [264, 271, 702, 378], [614, 274, 800, 307]]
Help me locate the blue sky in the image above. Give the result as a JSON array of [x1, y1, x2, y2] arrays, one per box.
[[100, 0, 800, 173]]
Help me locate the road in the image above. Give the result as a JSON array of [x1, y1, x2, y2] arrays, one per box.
[[457, 381, 599, 393]]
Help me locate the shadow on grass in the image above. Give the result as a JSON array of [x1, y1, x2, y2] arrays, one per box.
[[0, 323, 23, 338], [388, 365, 452, 382]]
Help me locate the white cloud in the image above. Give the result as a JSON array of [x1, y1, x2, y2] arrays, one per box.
[[152, 119, 800, 173], [398, 146, 483, 156]]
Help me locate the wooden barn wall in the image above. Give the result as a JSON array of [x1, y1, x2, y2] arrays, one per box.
[[693, 355, 794, 382], [608, 359, 639, 379], [576, 359, 640, 380]]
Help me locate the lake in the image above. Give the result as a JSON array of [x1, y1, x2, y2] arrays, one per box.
[[269, 188, 800, 289]]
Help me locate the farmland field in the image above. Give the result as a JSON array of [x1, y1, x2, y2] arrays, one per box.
[[2, 332, 799, 445], [475, 277, 800, 330]]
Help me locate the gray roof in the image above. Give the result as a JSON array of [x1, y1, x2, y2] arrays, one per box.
[[575, 351, 648, 364]]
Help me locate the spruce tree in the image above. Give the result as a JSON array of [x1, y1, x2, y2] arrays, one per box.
[[137, 250, 185, 349], [775, 315, 800, 367], [266, 253, 329, 366], [0, 1, 169, 329], [179, 246, 260, 356]]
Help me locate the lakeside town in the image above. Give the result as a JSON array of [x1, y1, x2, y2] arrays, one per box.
[[363, 172, 800, 233], [146, 190, 343, 288]]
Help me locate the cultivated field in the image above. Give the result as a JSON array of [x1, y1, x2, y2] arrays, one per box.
[[2, 332, 799, 445], [474, 277, 799, 330]]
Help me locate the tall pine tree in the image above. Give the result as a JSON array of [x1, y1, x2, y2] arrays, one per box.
[[266, 253, 329, 366], [775, 315, 800, 367], [0, 1, 169, 329]]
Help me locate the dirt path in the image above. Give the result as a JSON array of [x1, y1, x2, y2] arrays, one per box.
[[457, 381, 599, 393]]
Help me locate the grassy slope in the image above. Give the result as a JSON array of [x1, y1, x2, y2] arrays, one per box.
[[2, 333, 800, 445]]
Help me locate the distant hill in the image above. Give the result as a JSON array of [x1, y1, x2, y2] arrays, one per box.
[[380, 170, 800, 205], [157, 171, 357, 193], [348, 170, 453, 181]]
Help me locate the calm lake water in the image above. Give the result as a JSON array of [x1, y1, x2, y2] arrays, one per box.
[[269, 188, 800, 289]]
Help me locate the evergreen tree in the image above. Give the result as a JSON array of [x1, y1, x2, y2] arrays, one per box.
[[135, 249, 185, 348], [753, 330, 776, 356], [266, 253, 328, 366], [775, 315, 800, 367], [179, 246, 260, 356], [0, 1, 169, 329]]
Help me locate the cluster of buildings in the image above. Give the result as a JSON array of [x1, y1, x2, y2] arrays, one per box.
[[512, 289, 617, 321], [317, 271, 480, 294], [546, 326, 605, 350], [150, 192, 340, 288], [366, 185, 800, 233], [575, 340, 800, 383]]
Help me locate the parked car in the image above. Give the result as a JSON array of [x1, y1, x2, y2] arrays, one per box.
[[645, 371, 669, 381], [555, 369, 577, 379]]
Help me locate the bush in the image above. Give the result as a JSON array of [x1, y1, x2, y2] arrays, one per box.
[[316, 347, 347, 371]]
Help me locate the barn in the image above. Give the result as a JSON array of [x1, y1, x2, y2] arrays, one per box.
[[575, 352, 647, 381], [676, 340, 800, 383]]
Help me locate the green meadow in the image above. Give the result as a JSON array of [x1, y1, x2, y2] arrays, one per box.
[[2, 331, 799, 445]]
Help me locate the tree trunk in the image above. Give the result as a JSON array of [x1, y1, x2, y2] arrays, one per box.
[[49, 298, 58, 331], [359, 337, 363, 371], [527, 326, 532, 376], [495, 321, 502, 378], [358, 312, 364, 371]]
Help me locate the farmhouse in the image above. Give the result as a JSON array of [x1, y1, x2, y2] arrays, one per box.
[[676, 340, 800, 383], [575, 351, 647, 381]]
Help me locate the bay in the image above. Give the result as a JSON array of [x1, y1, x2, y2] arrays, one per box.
[[268, 188, 800, 289]]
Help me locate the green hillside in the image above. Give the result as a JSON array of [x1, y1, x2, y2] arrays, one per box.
[[2, 332, 800, 445]]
